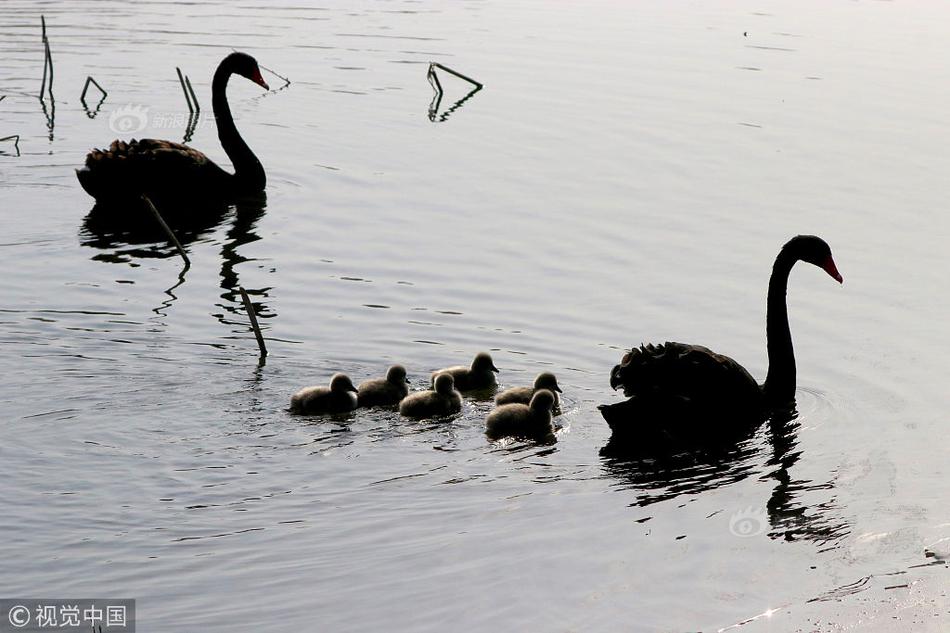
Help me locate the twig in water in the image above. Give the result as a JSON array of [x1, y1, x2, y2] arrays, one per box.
[[259, 63, 290, 88], [426, 64, 443, 120], [141, 195, 191, 268], [176, 67, 195, 113], [80, 76, 107, 116], [40, 16, 54, 102], [428, 62, 483, 90], [0, 134, 20, 156], [426, 63, 443, 95], [80, 76, 107, 102], [239, 287, 268, 358], [426, 63, 482, 122], [184, 75, 200, 113]]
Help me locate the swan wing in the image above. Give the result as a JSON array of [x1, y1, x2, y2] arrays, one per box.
[[85, 138, 211, 169], [609, 342, 759, 404], [80, 138, 225, 199]]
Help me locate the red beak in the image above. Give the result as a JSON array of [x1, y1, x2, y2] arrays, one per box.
[[251, 68, 270, 90], [822, 255, 843, 284]]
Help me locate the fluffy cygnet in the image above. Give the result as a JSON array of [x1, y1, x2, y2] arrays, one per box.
[[357, 364, 410, 407], [485, 389, 557, 443], [399, 372, 462, 419], [290, 373, 358, 414], [430, 352, 498, 391], [494, 372, 562, 407]]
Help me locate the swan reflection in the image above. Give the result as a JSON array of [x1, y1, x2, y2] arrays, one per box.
[[600, 407, 852, 545]]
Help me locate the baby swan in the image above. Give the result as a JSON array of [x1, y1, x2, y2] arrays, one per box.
[[290, 373, 358, 414], [431, 352, 499, 391], [400, 373, 462, 419], [495, 372, 562, 407], [486, 389, 557, 443], [358, 364, 410, 407]]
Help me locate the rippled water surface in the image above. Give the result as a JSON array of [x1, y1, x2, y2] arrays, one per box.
[[1, 1, 948, 631]]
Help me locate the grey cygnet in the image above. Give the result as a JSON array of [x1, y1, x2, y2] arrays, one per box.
[[430, 352, 499, 391], [495, 372, 562, 407], [400, 373, 462, 419], [358, 365, 410, 407], [290, 373, 358, 414], [485, 389, 558, 443]]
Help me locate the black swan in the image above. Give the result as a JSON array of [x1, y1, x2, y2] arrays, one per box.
[[599, 235, 843, 444], [76, 52, 269, 204]]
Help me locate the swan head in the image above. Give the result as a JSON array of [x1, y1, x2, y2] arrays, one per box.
[[226, 51, 269, 90], [330, 373, 358, 394], [433, 372, 456, 395], [529, 389, 557, 413], [386, 364, 409, 385], [785, 235, 843, 284], [533, 372, 562, 393], [609, 348, 638, 391], [471, 352, 499, 374]]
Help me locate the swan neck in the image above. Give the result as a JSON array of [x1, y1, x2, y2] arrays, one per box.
[[212, 64, 265, 191], [764, 251, 796, 405]]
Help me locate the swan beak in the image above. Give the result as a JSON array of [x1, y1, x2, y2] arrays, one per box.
[[554, 385, 563, 393], [822, 255, 843, 284], [491, 365, 500, 373], [252, 69, 270, 90]]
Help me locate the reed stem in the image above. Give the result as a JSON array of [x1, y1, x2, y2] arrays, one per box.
[[429, 63, 482, 89], [141, 195, 190, 268], [239, 287, 268, 358]]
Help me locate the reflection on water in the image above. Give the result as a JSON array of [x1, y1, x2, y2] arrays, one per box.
[[80, 200, 230, 255], [218, 198, 268, 296], [600, 439, 759, 508], [428, 84, 481, 123], [764, 410, 851, 546], [40, 96, 54, 141], [600, 405, 852, 546], [81, 194, 272, 323]]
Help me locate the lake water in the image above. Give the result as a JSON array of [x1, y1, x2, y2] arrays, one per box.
[[1, 1, 948, 631]]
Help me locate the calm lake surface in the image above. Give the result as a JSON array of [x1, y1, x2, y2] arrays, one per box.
[[1, 1, 948, 631]]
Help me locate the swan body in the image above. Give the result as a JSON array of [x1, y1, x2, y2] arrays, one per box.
[[431, 352, 498, 391], [357, 365, 410, 407], [495, 372, 562, 407], [486, 389, 557, 443], [400, 373, 462, 419], [600, 235, 843, 442], [290, 373, 358, 415], [76, 52, 268, 204]]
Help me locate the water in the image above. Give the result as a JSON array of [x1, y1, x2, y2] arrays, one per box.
[[1, 1, 948, 631]]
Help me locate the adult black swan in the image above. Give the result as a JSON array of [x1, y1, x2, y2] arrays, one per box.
[[76, 52, 269, 205], [599, 235, 843, 447]]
